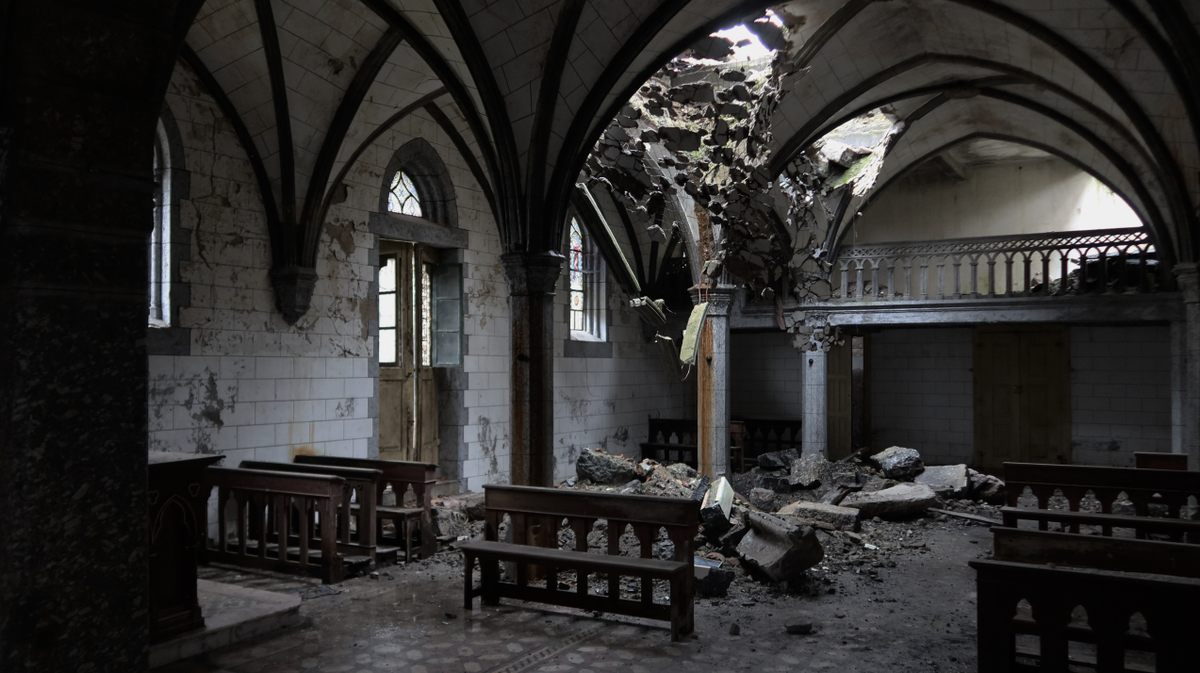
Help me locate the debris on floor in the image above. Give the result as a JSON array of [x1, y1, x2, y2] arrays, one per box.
[[550, 446, 1008, 600]]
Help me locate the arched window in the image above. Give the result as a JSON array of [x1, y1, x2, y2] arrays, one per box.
[[149, 122, 172, 326], [568, 217, 606, 341], [387, 170, 423, 217]]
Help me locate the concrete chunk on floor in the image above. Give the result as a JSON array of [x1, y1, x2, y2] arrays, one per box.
[[736, 511, 823, 586], [870, 446, 924, 480], [841, 483, 937, 520], [915, 464, 970, 498], [777, 501, 860, 530], [700, 476, 735, 538]]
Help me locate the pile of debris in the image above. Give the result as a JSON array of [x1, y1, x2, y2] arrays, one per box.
[[563, 446, 1006, 598]]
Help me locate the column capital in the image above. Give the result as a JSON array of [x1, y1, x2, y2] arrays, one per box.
[[1174, 263, 1200, 303], [502, 251, 564, 296], [688, 284, 737, 316]]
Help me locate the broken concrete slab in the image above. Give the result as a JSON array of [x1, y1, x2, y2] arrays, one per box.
[[967, 468, 1006, 504], [871, 446, 924, 480], [757, 449, 801, 470], [841, 483, 937, 520], [576, 448, 639, 485], [788, 455, 826, 489], [748, 487, 777, 511], [736, 511, 824, 587], [694, 556, 735, 598], [777, 501, 860, 530], [916, 464, 970, 498], [700, 476, 734, 539]]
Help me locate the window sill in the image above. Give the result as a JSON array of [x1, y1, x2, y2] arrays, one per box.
[[563, 339, 612, 359]]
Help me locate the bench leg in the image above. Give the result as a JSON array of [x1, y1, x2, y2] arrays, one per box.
[[481, 557, 500, 606], [463, 552, 475, 611], [669, 576, 687, 642], [404, 518, 413, 562]]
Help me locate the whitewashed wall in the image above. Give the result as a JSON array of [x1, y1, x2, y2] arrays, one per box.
[[849, 158, 1141, 245], [550, 270, 694, 483]]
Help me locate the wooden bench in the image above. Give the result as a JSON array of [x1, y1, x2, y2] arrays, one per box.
[[640, 417, 698, 468], [239, 460, 385, 563], [295, 455, 436, 561], [1001, 462, 1200, 540], [459, 485, 699, 641], [201, 466, 346, 583], [972, 527, 1200, 672]]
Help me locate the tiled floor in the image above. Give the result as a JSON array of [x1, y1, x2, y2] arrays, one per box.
[[161, 522, 989, 673]]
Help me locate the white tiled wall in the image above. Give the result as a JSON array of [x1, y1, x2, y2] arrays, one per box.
[[867, 325, 1173, 467], [550, 271, 694, 483], [1070, 325, 1172, 465], [868, 328, 975, 465], [730, 331, 805, 418]]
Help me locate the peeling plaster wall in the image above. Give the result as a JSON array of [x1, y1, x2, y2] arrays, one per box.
[[330, 108, 512, 493], [730, 331, 804, 419], [147, 64, 376, 466], [551, 271, 694, 482], [148, 66, 512, 493], [848, 158, 1141, 245]]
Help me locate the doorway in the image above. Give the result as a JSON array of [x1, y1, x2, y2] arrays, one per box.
[[972, 326, 1071, 472], [378, 241, 439, 464]]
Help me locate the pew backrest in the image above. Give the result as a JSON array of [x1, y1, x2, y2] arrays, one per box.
[[481, 484, 699, 562], [1003, 461, 1200, 517], [294, 455, 435, 506], [991, 527, 1200, 579]]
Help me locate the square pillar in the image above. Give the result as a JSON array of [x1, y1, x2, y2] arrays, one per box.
[[692, 286, 734, 477], [802, 347, 829, 457], [1172, 263, 1200, 468], [503, 252, 563, 486]]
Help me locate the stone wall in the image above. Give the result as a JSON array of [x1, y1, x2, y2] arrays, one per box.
[[148, 62, 692, 493], [730, 331, 805, 418], [1070, 325, 1172, 465], [868, 328, 975, 465], [550, 269, 694, 482], [867, 325, 1173, 467]]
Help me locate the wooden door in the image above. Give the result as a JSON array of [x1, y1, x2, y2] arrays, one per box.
[[973, 327, 1070, 472], [1019, 328, 1070, 464], [827, 340, 853, 459], [378, 243, 439, 463]]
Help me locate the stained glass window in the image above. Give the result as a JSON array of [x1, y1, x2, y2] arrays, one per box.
[[149, 128, 171, 326], [567, 217, 606, 341], [387, 171, 423, 217], [420, 263, 432, 367]]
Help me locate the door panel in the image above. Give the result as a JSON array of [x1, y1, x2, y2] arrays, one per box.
[[973, 327, 1070, 473], [827, 340, 853, 459]]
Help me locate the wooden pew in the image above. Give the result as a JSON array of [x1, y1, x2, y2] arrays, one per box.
[[972, 528, 1200, 672], [201, 466, 345, 583], [459, 485, 699, 641], [1001, 462, 1200, 539], [735, 417, 803, 458], [294, 455, 436, 561], [1134, 451, 1188, 470], [640, 417, 698, 468], [239, 460, 383, 564]]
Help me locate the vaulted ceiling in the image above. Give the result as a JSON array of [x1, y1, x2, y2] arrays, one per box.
[[177, 0, 1200, 295]]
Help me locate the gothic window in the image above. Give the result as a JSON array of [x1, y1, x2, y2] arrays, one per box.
[[149, 124, 172, 326], [568, 217, 606, 341], [387, 171, 423, 217]]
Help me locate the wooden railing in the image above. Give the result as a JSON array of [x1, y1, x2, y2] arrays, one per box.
[[831, 228, 1169, 302]]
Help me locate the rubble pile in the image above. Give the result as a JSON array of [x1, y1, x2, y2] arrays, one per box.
[[557, 446, 1007, 600]]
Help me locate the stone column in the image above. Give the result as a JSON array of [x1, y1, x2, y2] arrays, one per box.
[[503, 252, 563, 486], [1, 3, 201, 670], [1172, 263, 1200, 468], [802, 347, 829, 457], [692, 286, 734, 477]]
